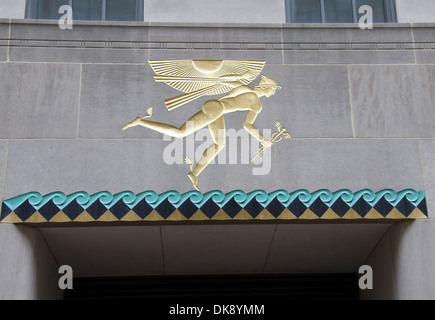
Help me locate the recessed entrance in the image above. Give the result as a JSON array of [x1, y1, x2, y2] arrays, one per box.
[[64, 273, 359, 301]]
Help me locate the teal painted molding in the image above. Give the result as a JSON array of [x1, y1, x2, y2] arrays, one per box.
[[2, 189, 426, 212], [1, 189, 428, 223]]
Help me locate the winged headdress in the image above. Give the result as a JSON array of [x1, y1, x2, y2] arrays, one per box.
[[148, 60, 266, 111]]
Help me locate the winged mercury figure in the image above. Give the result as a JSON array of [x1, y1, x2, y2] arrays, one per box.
[[122, 60, 282, 191]]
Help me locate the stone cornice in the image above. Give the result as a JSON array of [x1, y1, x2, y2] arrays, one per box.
[[0, 20, 433, 64]]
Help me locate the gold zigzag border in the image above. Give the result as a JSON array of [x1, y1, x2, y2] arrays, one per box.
[[1, 207, 427, 224]]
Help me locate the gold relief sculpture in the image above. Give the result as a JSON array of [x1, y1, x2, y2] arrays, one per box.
[[122, 60, 289, 191], [250, 121, 291, 163]]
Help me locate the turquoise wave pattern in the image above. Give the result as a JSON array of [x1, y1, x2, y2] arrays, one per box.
[[2, 189, 426, 212], [1, 189, 427, 223]]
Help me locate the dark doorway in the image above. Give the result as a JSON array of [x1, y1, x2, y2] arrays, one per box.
[[64, 273, 359, 301]]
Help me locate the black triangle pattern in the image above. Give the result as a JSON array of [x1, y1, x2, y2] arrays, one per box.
[[199, 198, 221, 219], [308, 198, 329, 218], [244, 198, 265, 218], [351, 197, 373, 218], [1, 203, 12, 221], [86, 200, 109, 221], [0, 191, 428, 223], [38, 200, 60, 221], [330, 198, 351, 218], [394, 197, 416, 218], [132, 199, 153, 219], [418, 199, 428, 216], [373, 198, 394, 218], [13, 200, 36, 222], [222, 198, 242, 218], [177, 198, 199, 219], [286, 197, 306, 218], [63, 199, 85, 220], [110, 200, 132, 220], [266, 197, 286, 217], [155, 199, 176, 219]]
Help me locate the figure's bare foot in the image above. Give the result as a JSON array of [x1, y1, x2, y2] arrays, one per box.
[[122, 107, 153, 131], [145, 107, 153, 118], [185, 156, 194, 172], [188, 172, 200, 191], [122, 116, 142, 131]]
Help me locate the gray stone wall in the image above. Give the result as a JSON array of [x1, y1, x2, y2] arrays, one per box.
[[362, 219, 435, 299], [0, 19, 435, 299], [2, 1, 435, 23], [0, 225, 62, 299], [396, 0, 435, 23], [0, 0, 286, 23], [0, 20, 434, 203], [144, 0, 286, 23], [0, 0, 26, 19]]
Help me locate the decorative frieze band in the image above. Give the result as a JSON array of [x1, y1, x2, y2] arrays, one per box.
[[1, 39, 433, 52], [0, 189, 428, 223]]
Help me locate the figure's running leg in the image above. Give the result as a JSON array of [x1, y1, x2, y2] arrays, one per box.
[[188, 115, 225, 191], [122, 103, 221, 139]]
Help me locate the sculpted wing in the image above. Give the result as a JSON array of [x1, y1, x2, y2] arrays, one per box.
[[148, 60, 266, 111]]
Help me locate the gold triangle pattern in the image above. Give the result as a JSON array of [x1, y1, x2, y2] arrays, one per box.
[[1, 190, 428, 223]]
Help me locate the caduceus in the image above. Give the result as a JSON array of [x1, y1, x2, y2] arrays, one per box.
[[123, 59, 284, 191], [250, 121, 291, 163]]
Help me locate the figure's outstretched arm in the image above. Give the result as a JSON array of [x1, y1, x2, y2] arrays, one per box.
[[243, 110, 272, 148]]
